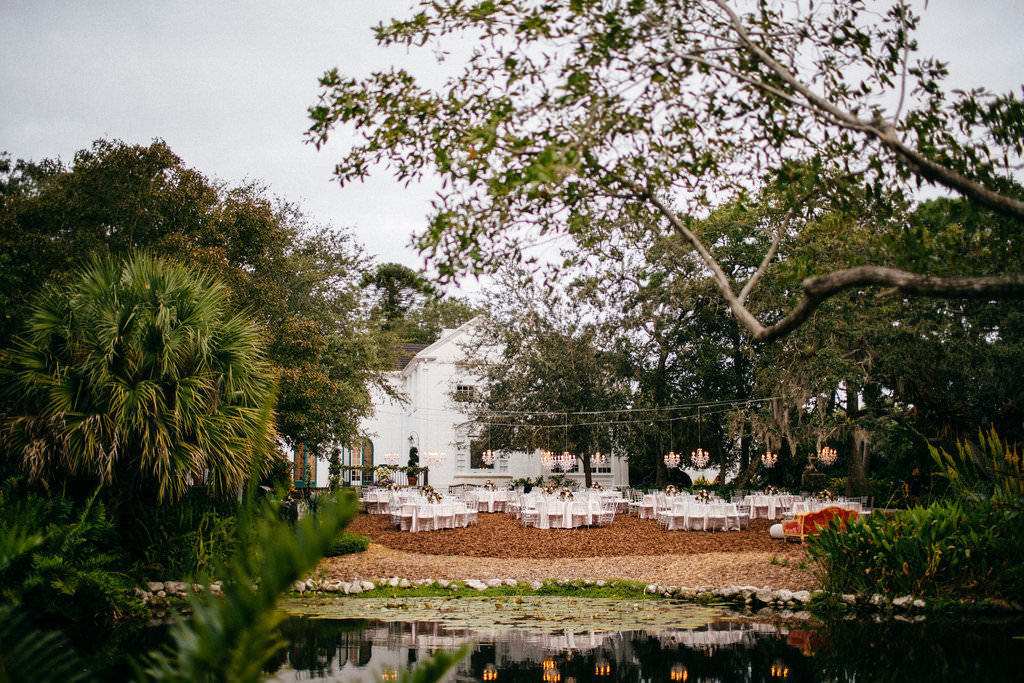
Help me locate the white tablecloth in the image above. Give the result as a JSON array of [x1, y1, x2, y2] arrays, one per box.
[[743, 494, 797, 520], [405, 502, 471, 532], [476, 489, 509, 512], [662, 502, 741, 531], [528, 496, 603, 529], [791, 500, 863, 516]]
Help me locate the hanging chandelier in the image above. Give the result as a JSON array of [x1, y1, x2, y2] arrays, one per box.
[[691, 448, 710, 468], [818, 446, 837, 466], [593, 451, 608, 465], [761, 450, 778, 468], [663, 451, 681, 469], [558, 451, 575, 471], [425, 449, 447, 465], [481, 449, 497, 466], [383, 452, 400, 466], [540, 450, 555, 471]]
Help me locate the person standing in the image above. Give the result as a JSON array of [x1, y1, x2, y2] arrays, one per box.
[[906, 467, 925, 506]]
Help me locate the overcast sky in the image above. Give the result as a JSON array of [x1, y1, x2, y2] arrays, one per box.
[[2, 1, 1022, 292]]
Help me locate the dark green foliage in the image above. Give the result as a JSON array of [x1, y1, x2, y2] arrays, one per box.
[[807, 501, 1024, 600], [121, 489, 242, 581], [324, 532, 369, 557], [0, 253, 278, 503], [0, 478, 142, 629], [0, 608, 88, 683], [140, 490, 359, 682]]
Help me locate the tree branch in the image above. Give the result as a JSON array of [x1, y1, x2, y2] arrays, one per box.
[[709, 0, 1024, 221]]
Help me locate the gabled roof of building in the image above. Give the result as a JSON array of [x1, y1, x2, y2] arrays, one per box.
[[393, 343, 431, 371]]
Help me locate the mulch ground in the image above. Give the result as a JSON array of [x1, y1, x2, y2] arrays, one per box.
[[345, 512, 782, 559]]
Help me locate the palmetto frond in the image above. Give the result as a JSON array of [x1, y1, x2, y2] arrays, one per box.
[[1, 253, 278, 501]]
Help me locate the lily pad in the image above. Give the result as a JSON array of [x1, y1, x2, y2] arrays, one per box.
[[282, 596, 728, 633]]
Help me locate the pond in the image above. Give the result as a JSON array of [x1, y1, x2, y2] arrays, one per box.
[[263, 597, 1024, 682]]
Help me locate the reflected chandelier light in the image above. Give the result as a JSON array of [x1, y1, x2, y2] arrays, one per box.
[[664, 451, 681, 469], [481, 449, 497, 466], [818, 446, 838, 466], [691, 448, 710, 468], [593, 451, 608, 465], [383, 452, 400, 466], [425, 449, 447, 465], [761, 450, 778, 468]]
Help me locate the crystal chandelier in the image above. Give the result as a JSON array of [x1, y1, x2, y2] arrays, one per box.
[[540, 450, 555, 471], [818, 446, 837, 466], [592, 451, 608, 465], [691, 448, 710, 468], [663, 451, 681, 469], [383, 452, 400, 466], [481, 449, 496, 466], [761, 450, 778, 468], [425, 449, 447, 465], [558, 451, 575, 471]]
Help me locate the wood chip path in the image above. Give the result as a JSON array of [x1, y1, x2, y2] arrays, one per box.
[[322, 513, 818, 591]]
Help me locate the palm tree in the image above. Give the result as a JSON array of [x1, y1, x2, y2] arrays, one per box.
[[1, 253, 278, 502]]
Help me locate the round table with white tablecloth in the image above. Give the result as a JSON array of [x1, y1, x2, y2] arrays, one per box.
[[742, 494, 797, 520], [662, 502, 742, 531]]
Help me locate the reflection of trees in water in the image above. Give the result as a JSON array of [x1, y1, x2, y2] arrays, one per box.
[[267, 616, 1024, 682], [811, 617, 1024, 683], [265, 618, 370, 678]]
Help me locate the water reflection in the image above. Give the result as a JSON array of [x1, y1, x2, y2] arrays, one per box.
[[266, 612, 1024, 682]]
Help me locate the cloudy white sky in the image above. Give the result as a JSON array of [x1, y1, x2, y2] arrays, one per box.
[[2, 1, 1022, 290]]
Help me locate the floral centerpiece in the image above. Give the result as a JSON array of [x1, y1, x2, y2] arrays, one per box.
[[764, 484, 780, 496], [383, 479, 399, 491], [558, 488, 574, 501], [818, 488, 837, 501], [425, 490, 442, 503], [482, 480, 497, 491], [694, 488, 714, 504], [590, 482, 604, 491], [664, 484, 679, 496], [543, 484, 558, 495], [374, 465, 394, 484]]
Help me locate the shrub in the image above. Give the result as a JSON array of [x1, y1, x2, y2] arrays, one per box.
[[120, 488, 242, 580], [807, 500, 1024, 600], [0, 478, 142, 629], [324, 532, 370, 557]]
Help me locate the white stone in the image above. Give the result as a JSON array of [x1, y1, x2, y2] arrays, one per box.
[[870, 594, 887, 607], [913, 599, 926, 609], [792, 590, 811, 603], [485, 579, 503, 588], [645, 584, 658, 594], [595, 580, 607, 588], [466, 580, 489, 591], [348, 584, 363, 594], [529, 581, 544, 591], [437, 580, 450, 588], [293, 581, 306, 593], [755, 589, 774, 604], [504, 579, 518, 586], [841, 594, 858, 605], [777, 589, 794, 602], [892, 596, 913, 609], [388, 578, 400, 587], [339, 581, 352, 594], [398, 578, 411, 588], [146, 582, 164, 593], [361, 581, 375, 591], [583, 579, 595, 587]]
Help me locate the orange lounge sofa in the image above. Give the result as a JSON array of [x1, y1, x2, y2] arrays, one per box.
[[781, 505, 859, 543]]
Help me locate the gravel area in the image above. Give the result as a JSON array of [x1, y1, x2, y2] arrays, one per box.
[[321, 513, 818, 591]]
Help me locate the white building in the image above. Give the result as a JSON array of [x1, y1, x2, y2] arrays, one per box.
[[295, 318, 629, 490]]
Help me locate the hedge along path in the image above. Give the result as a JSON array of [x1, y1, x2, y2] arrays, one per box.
[[323, 514, 818, 591]]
